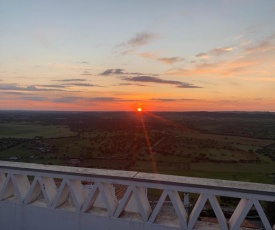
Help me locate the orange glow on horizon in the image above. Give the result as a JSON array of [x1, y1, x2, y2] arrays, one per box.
[[1, 97, 275, 112]]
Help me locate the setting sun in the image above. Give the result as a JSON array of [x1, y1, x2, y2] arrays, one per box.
[[1, 1, 275, 113]]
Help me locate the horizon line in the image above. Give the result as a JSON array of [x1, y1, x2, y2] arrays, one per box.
[[0, 109, 274, 114]]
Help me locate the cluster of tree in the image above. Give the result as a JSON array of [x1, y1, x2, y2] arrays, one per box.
[[256, 143, 275, 162], [0, 138, 27, 151]]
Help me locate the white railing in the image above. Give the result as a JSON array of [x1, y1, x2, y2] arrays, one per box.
[[0, 161, 274, 230]]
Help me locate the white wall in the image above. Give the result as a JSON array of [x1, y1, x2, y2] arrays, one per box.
[[0, 201, 180, 230]]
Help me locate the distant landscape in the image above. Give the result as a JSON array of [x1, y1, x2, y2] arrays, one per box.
[[0, 110, 275, 185]]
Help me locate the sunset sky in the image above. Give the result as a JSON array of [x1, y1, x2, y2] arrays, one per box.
[[1, 0, 275, 111]]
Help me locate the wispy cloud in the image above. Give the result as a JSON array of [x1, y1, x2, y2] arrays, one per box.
[[245, 41, 275, 54], [0, 90, 49, 103], [99, 68, 153, 76], [42, 83, 99, 88], [209, 47, 234, 55], [53, 97, 83, 103], [121, 76, 201, 88], [118, 32, 158, 55], [0, 91, 29, 95], [0, 84, 64, 92], [117, 83, 147, 87], [21, 96, 48, 101], [139, 52, 184, 64], [76, 61, 89, 64], [81, 71, 92, 75], [195, 46, 234, 59], [54, 79, 87, 82], [40, 79, 101, 88], [127, 32, 157, 47], [182, 35, 275, 77], [100, 69, 125, 76], [53, 96, 135, 104], [37, 84, 67, 88], [166, 58, 258, 77], [0, 81, 98, 93], [167, 37, 275, 77], [88, 97, 136, 102], [87, 97, 120, 101], [196, 53, 209, 59], [157, 57, 183, 65], [66, 83, 99, 87], [151, 98, 195, 101]]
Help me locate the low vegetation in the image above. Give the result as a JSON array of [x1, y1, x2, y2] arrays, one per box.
[[0, 111, 275, 185]]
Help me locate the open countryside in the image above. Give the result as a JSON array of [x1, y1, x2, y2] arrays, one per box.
[[1, 110, 274, 185]]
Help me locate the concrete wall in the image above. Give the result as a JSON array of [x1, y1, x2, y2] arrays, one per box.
[[0, 161, 274, 230], [0, 201, 179, 230]]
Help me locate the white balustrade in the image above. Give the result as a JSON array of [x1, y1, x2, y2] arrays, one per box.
[[0, 161, 274, 230]]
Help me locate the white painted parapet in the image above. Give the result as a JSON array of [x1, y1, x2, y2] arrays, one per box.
[[0, 161, 274, 230]]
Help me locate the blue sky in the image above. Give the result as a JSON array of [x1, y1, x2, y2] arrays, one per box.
[[1, 0, 275, 111]]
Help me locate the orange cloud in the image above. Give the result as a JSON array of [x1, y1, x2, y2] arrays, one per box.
[[245, 41, 275, 54], [166, 59, 257, 77], [139, 52, 184, 65], [166, 47, 275, 77], [209, 47, 234, 55], [196, 53, 209, 59]]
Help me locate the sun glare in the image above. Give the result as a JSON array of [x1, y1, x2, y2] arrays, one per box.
[[137, 107, 142, 112]]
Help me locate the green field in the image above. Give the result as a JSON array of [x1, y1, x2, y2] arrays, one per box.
[[0, 123, 76, 138], [0, 111, 275, 186]]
